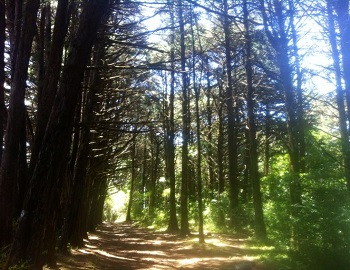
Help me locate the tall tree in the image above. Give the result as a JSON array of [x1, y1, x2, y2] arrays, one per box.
[[178, 0, 191, 236], [0, 0, 40, 248], [5, 0, 110, 267], [166, 0, 179, 232], [332, 0, 350, 194], [223, 0, 240, 229], [30, 0, 70, 174], [0, 0, 6, 165], [243, 0, 267, 240], [190, 4, 204, 243], [326, 0, 350, 194], [260, 0, 304, 248]]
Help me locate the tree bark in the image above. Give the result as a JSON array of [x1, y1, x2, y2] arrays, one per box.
[[166, 0, 179, 233], [260, 0, 302, 248], [333, 0, 350, 193], [190, 7, 204, 242], [0, 0, 40, 248], [0, 0, 6, 165], [223, 0, 240, 229], [5, 0, 109, 267], [243, 0, 267, 240], [30, 0, 70, 174], [178, 0, 190, 236], [126, 140, 136, 223], [60, 44, 104, 248]]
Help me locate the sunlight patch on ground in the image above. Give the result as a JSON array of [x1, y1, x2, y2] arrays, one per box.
[[132, 250, 167, 256], [150, 239, 184, 245], [230, 255, 259, 261], [88, 235, 100, 240], [176, 257, 202, 265], [245, 245, 275, 251], [200, 237, 245, 249], [85, 244, 98, 249], [94, 249, 137, 261], [76, 249, 93, 255], [169, 256, 231, 268]]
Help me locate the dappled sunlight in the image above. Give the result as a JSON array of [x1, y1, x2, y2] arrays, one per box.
[[94, 249, 137, 261], [55, 223, 265, 269], [127, 250, 168, 256], [88, 235, 100, 240]]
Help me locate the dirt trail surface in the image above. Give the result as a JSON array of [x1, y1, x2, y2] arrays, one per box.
[[52, 222, 265, 270]]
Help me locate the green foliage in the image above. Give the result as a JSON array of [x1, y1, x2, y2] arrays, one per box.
[[295, 186, 350, 269], [0, 247, 30, 270], [0, 247, 8, 269], [261, 135, 350, 269]]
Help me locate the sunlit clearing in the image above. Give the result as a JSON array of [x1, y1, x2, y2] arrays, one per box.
[[104, 185, 129, 222]]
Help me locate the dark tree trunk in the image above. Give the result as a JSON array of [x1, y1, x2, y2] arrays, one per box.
[[243, 0, 267, 240], [327, 0, 350, 194], [88, 176, 108, 232], [333, 0, 350, 193], [260, 0, 302, 248], [289, 0, 306, 174], [264, 104, 271, 176], [166, 0, 179, 232], [30, 0, 70, 174], [5, 0, 22, 67], [190, 10, 204, 242], [149, 137, 161, 218], [223, 0, 240, 230], [217, 80, 225, 227], [205, 58, 215, 193], [178, 0, 190, 236], [60, 45, 104, 248], [126, 140, 136, 223], [0, 0, 40, 248], [5, 0, 109, 267], [0, 0, 6, 165]]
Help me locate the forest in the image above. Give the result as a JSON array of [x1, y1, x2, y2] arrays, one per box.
[[0, 0, 349, 269]]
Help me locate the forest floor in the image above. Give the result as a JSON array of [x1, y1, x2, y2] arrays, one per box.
[[50, 222, 274, 270]]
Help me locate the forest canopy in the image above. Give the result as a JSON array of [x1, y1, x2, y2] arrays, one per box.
[[0, 0, 350, 269]]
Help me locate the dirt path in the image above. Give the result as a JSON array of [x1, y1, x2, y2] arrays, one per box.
[[52, 223, 265, 270]]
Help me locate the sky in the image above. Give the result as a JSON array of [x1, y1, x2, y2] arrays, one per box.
[[140, 0, 336, 96]]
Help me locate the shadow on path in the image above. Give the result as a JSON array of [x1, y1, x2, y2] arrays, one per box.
[[51, 222, 265, 270]]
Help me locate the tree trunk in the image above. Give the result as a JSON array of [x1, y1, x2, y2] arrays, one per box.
[[260, 0, 302, 248], [205, 58, 215, 194], [217, 80, 225, 227], [327, 0, 350, 194], [264, 104, 271, 176], [289, 0, 306, 174], [30, 0, 70, 174], [243, 0, 267, 240], [0, 0, 6, 165], [178, 0, 190, 236], [333, 0, 350, 193], [5, 0, 109, 267], [223, 0, 240, 230], [0, 0, 40, 248], [60, 45, 103, 248], [190, 9, 204, 242], [126, 140, 136, 223], [166, 0, 179, 233]]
